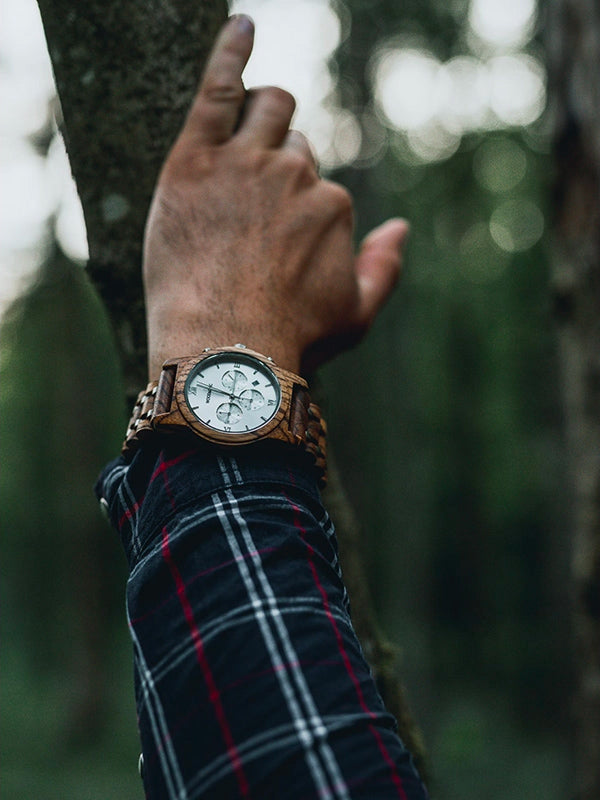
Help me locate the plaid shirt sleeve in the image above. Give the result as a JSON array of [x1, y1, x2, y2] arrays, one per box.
[[96, 438, 428, 799]]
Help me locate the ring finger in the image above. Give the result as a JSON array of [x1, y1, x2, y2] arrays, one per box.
[[236, 86, 296, 147]]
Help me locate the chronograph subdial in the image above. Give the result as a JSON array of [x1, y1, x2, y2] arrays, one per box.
[[238, 389, 265, 411], [216, 402, 243, 425], [222, 369, 247, 393]]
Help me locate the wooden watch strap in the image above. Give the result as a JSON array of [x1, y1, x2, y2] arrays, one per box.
[[122, 382, 160, 460], [122, 362, 178, 459], [306, 402, 327, 484]]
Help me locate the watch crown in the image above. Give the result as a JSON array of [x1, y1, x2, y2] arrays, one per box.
[[234, 343, 247, 349]]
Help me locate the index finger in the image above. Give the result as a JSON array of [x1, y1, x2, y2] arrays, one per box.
[[182, 15, 255, 145]]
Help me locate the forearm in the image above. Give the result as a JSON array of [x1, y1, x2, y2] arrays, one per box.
[[97, 441, 427, 799]]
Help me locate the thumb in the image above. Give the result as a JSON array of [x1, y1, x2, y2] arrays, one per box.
[[354, 218, 410, 328]]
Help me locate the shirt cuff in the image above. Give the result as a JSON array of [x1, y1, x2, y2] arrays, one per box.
[[95, 439, 323, 567]]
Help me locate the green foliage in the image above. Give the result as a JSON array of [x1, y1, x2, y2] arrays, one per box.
[[0, 246, 132, 794], [2, 641, 141, 799]]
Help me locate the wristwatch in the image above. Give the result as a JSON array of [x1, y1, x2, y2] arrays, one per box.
[[122, 344, 327, 484]]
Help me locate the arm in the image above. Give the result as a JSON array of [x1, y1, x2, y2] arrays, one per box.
[[98, 16, 425, 799]]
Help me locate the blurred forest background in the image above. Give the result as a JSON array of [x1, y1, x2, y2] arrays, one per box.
[[1, 0, 576, 797]]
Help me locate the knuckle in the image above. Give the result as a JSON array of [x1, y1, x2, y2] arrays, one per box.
[[280, 149, 314, 181], [162, 142, 214, 182], [323, 181, 353, 218], [202, 80, 245, 106]]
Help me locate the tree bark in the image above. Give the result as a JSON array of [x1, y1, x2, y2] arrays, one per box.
[[546, 1, 600, 796], [36, 0, 228, 392], [36, 0, 426, 775]]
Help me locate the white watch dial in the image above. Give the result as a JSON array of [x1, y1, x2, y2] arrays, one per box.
[[184, 353, 281, 433]]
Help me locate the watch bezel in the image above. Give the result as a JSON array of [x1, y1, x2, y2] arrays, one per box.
[[170, 347, 304, 445]]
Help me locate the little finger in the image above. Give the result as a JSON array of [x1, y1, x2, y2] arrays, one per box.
[[282, 130, 320, 175]]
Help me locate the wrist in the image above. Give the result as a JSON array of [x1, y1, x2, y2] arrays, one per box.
[[146, 317, 304, 381]]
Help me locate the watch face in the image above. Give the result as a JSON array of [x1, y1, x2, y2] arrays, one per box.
[[184, 353, 282, 434]]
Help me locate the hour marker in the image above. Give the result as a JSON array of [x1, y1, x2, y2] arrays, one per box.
[[252, 380, 260, 386], [261, 416, 267, 422]]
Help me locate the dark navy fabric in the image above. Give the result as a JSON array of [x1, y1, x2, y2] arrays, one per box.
[[96, 439, 427, 799]]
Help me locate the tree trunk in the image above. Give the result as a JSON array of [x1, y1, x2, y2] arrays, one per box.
[[36, 0, 228, 392], [546, 1, 600, 796], [36, 0, 426, 775]]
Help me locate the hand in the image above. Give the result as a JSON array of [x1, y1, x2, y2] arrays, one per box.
[[143, 15, 409, 379]]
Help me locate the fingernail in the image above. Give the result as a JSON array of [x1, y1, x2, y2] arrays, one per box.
[[229, 14, 254, 35]]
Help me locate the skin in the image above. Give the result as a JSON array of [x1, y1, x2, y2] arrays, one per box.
[[144, 14, 409, 380]]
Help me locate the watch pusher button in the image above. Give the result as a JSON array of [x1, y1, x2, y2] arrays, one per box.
[[99, 497, 109, 520]]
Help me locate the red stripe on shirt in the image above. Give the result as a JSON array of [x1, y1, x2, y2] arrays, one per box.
[[118, 497, 144, 530], [161, 524, 250, 798], [151, 449, 198, 510], [286, 496, 408, 800]]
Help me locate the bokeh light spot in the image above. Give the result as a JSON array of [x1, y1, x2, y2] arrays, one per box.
[[374, 48, 442, 130], [488, 55, 546, 126], [489, 198, 544, 252], [407, 124, 461, 163], [372, 38, 546, 163], [439, 56, 490, 134], [330, 109, 362, 166], [473, 137, 528, 193], [468, 0, 537, 49]]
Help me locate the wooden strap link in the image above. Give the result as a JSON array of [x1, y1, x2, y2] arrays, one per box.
[[154, 363, 177, 415], [289, 386, 326, 485], [122, 382, 159, 460], [289, 386, 310, 443], [306, 403, 327, 487]]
